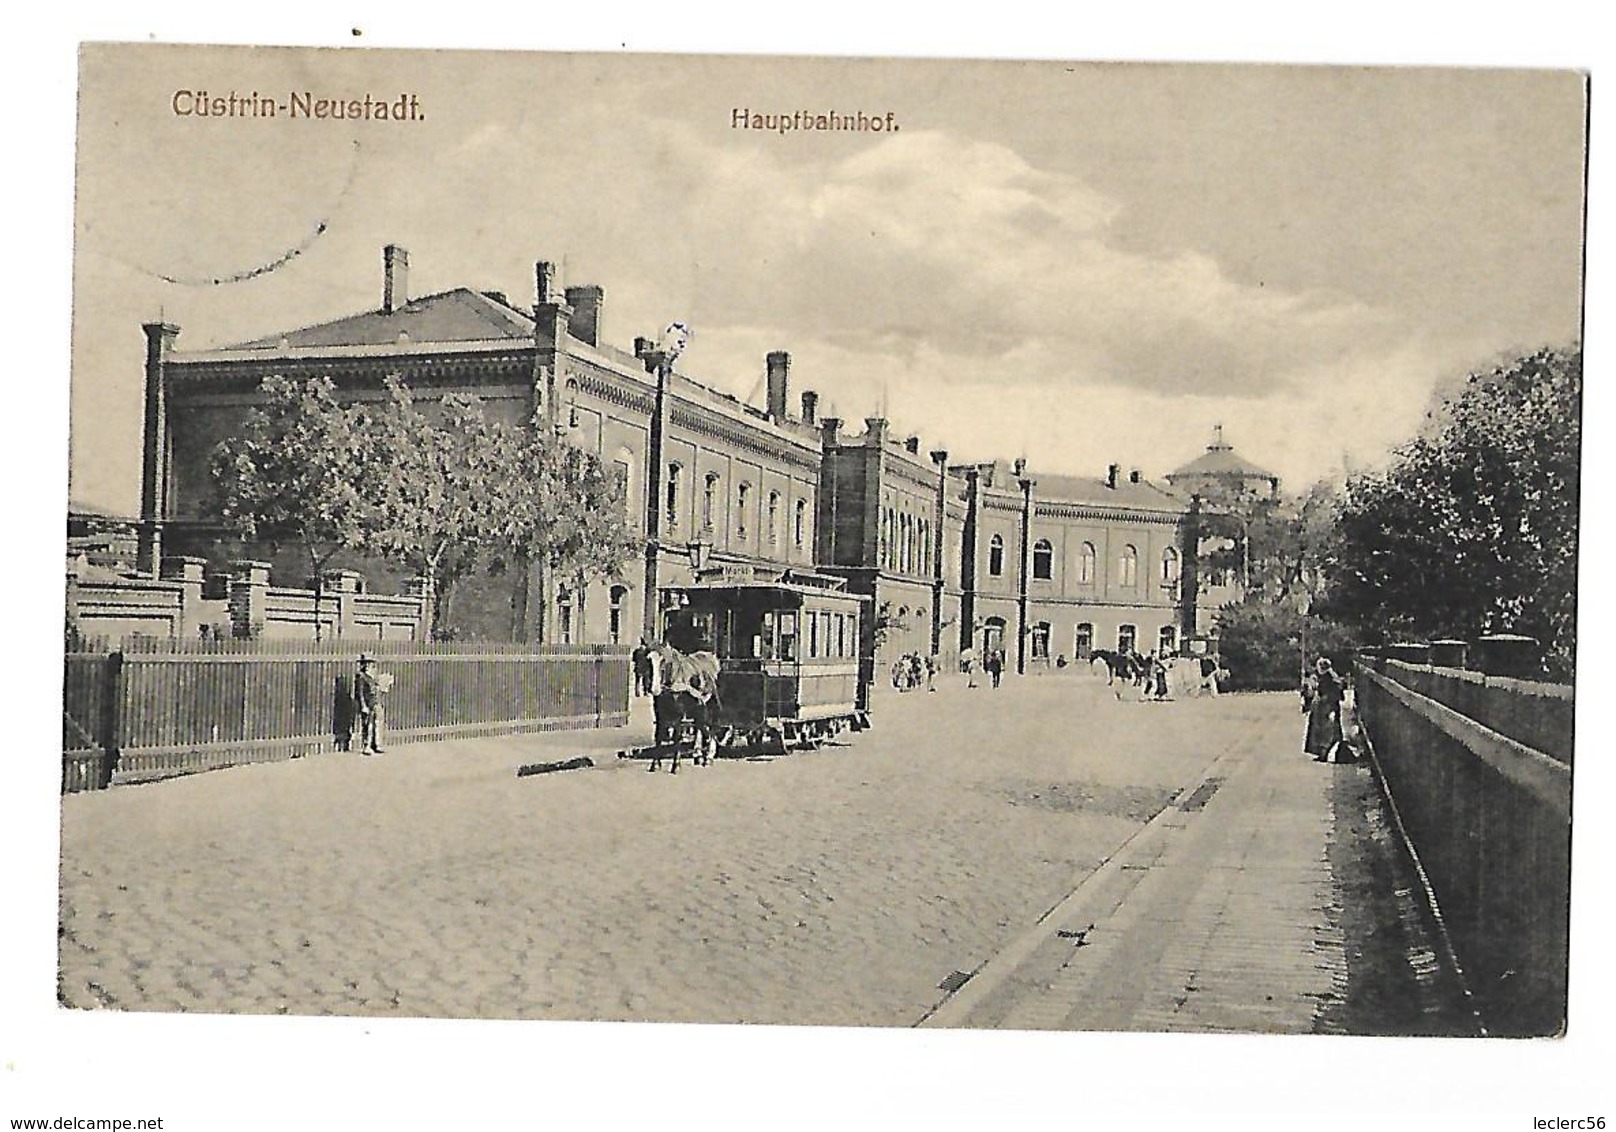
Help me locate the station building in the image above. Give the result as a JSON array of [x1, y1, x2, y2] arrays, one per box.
[[138, 246, 823, 645], [954, 459, 1194, 675], [131, 245, 1257, 666]]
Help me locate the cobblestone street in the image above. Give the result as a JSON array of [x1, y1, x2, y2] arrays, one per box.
[[58, 676, 1469, 1032]]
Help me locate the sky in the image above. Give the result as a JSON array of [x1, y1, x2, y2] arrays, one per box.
[[69, 48, 1587, 514]]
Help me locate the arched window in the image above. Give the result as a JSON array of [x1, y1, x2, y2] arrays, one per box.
[[880, 508, 892, 568], [1161, 547, 1180, 585], [702, 473, 719, 531], [1032, 538, 1054, 581], [1031, 621, 1051, 661], [665, 463, 682, 530], [1159, 625, 1177, 655], [901, 514, 913, 573], [565, 377, 580, 429], [918, 519, 930, 575], [608, 585, 629, 645], [1120, 544, 1138, 587], [1077, 542, 1096, 585], [736, 482, 751, 541], [556, 586, 574, 645], [983, 615, 1007, 655], [1074, 622, 1094, 659], [989, 534, 1005, 577], [613, 458, 632, 519], [767, 491, 780, 546], [794, 498, 807, 550]]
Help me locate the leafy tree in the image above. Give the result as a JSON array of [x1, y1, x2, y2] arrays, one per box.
[[354, 379, 513, 635], [209, 375, 372, 640], [1326, 347, 1581, 677], [1214, 599, 1363, 692], [357, 378, 639, 639]]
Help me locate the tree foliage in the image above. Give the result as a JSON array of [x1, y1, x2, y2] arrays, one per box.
[[211, 374, 641, 640], [210, 375, 373, 638], [1324, 347, 1581, 678], [1214, 600, 1363, 692]]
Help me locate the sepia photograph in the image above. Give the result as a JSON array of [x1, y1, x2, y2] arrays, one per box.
[[6, 11, 1607, 1129]]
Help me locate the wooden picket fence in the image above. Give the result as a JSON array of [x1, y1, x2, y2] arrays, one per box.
[[61, 639, 630, 791]]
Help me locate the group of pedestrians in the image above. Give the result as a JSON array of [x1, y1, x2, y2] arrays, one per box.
[[958, 645, 1008, 689], [891, 651, 938, 693]]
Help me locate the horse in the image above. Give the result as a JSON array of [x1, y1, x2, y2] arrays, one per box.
[[1088, 648, 1134, 685], [647, 643, 722, 773]]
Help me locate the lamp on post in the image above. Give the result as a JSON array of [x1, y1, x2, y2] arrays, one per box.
[[686, 539, 712, 578]]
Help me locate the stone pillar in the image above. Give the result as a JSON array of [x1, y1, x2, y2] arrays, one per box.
[[1429, 639, 1469, 669], [137, 322, 179, 577], [1014, 462, 1034, 676], [1473, 634, 1540, 679], [161, 555, 208, 637], [321, 569, 365, 638], [228, 560, 272, 640]]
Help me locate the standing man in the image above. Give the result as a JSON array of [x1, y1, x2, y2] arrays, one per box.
[[354, 653, 386, 756], [986, 648, 1004, 689], [632, 637, 653, 698]]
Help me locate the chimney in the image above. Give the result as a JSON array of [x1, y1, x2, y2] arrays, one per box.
[[820, 417, 842, 447], [1107, 463, 1120, 488], [801, 390, 819, 425], [766, 351, 790, 421], [383, 244, 409, 313], [905, 436, 922, 455], [1129, 468, 1142, 484], [535, 261, 559, 307], [1013, 457, 1027, 477], [564, 285, 604, 346]]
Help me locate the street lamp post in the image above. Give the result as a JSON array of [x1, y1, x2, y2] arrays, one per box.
[[637, 323, 690, 643]]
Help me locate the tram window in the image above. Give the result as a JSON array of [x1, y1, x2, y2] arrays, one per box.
[[821, 611, 833, 657], [760, 611, 776, 660], [778, 611, 799, 662], [809, 610, 820, 658]]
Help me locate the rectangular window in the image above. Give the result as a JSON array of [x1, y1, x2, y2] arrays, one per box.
[[777, 611, 798, 662]]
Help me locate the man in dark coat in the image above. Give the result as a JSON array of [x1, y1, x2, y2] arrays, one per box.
[[354, 653, 385, 755], [632, 637, 653, 697]]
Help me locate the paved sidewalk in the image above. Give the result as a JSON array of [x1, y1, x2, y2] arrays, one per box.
[[926, 691, 1478, 1035]]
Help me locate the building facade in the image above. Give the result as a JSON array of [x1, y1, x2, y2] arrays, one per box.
[[956, 460, 1193, 674], [139, 246, 824, 645], [132, 244, 1228, 667]]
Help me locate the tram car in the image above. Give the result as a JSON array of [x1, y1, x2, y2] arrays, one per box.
[[660, 567, 872, 752]]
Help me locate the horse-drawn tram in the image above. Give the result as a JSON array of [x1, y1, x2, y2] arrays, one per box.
[[633, 566, 873, 768]]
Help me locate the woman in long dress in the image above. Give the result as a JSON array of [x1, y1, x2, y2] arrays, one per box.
[[1302, 656, 1346, 760]]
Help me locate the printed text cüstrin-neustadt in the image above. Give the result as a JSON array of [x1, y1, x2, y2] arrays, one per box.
[[171, 90, 424, 121]]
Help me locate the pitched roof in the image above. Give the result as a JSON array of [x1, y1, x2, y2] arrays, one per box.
[[1031, 470, 1185, 512], [978, 462, 1185, 513], [227, 288, 536, 350]]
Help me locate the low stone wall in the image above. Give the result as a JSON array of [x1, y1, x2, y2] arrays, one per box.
[[1354, 657, 1571, 1036]]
